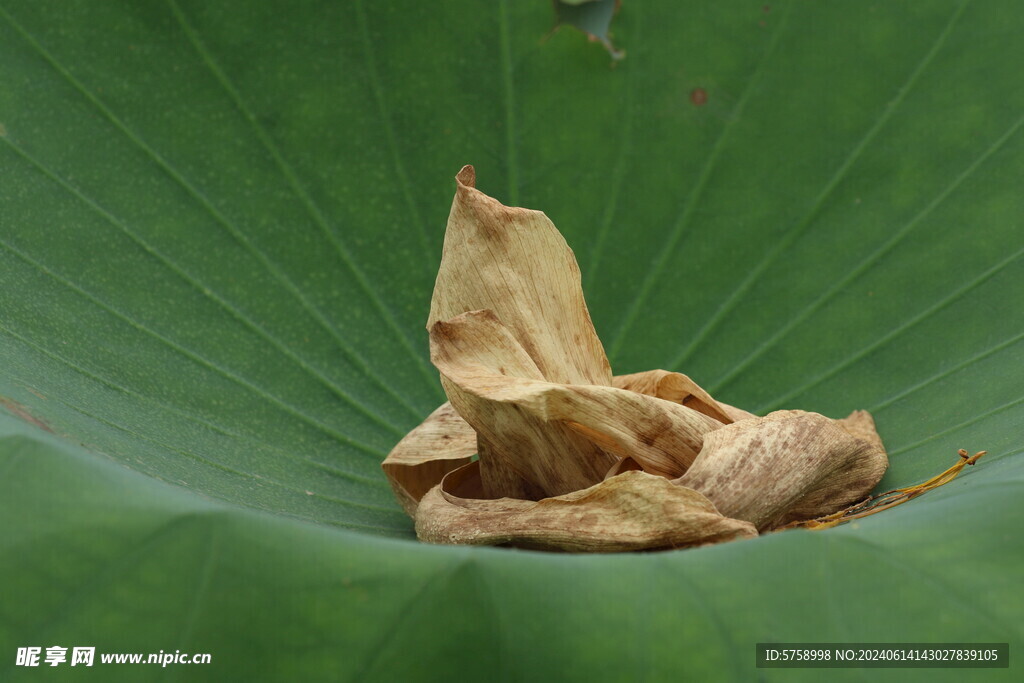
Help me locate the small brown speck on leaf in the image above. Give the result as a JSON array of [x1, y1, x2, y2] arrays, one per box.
[[690, 88, 708, 107], [0, 397, 53, 433]]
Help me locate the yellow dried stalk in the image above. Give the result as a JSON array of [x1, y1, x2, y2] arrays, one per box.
[[786, 450, 987, 530], [378, 165, 971, 553]]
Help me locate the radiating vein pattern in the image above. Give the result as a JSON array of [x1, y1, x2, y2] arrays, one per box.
[[604, 4, 793, 363], [1, 2, 1023, 677], [1, 0, 1022, 535], [667, 0, 972, 374]]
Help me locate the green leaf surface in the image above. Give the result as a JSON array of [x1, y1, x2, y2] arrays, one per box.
[[1, 0, 1022, 680]]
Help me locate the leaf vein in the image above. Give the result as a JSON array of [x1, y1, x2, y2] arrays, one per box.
[[669, 0, 974, 372], [758, 241, 1024, 412], [1, 135, 416, 434], [0, 240, 387, 459], [605, 4, 793, 362], [0, 321, 390, 488], [709, 108, 1024, 393]]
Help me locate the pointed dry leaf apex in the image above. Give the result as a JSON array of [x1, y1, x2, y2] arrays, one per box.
[[430, 166, 611, 387], [382, 167, 897, 552], [456, 164, 476, 188]]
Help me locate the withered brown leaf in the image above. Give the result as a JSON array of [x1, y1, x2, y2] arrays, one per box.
[[382, 166, 890, 552], [416, 463, 757, 552]]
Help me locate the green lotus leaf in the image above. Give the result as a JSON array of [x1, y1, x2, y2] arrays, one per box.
[[1, 1, 1021, 680]]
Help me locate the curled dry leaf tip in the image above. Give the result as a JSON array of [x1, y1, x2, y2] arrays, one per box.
[[381, 165, 955, 552]]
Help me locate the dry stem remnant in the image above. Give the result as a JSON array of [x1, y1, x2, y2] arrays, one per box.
[[382, 166, 977, 552]]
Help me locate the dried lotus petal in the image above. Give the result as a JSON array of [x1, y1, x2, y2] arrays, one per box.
[[431, 310, 723, 487], [415, 463, 757, 552], [429, 165, 611, 387], [380, 167, 902, 554], [381, 402, 477, 516], [612, 369, 754, 423], [431, 309, 616, 499], [676, 410, 888, 530], [426, 165, 619, 497]]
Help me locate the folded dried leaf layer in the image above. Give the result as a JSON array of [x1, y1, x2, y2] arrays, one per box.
[[613, 370, 754, 424], [416, 463, 757, 552], [676, 411, 888, 531], [382, 402, 477, 516], [429, 166, 611, 387], [426, 165, 617, 498], [382, 166, 891, 552], [431, 310, 723, 486]]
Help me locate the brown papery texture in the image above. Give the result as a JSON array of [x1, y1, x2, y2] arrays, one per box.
[[837, 409, 886, 452], [416, 463, 757, 552], [612, 370, 754, 423], [429, 166, 611, 387], [427, 166, 617, 498], [676, 410, 888, 530], [380, 371, 735, 510], [382, 166, 893, 554], [381, 402, 476, 516], [430, 309, 616, 499], [432, 311, 724, 482]]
